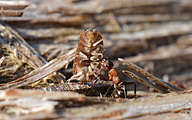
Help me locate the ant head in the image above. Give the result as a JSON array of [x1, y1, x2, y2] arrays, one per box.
[[101, 59, 114, 70]]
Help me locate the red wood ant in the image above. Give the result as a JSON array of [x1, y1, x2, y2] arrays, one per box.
[[101, 59, 136, 98]]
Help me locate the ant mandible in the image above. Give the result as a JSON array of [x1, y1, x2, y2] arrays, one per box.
[[101, 59, 136, 98]]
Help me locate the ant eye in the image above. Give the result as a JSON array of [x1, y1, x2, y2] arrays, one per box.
[[105, 64, 109, 68]]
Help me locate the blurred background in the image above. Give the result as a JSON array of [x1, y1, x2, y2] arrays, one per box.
[[1, 0, 192, 90]]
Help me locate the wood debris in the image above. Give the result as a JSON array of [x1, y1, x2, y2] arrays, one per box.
[[0, 21, 72, 86], [0, 0, 192, 119], [0, 1, 29, 17], [0, 89, 191, 119], [64, 90, 192, 119]]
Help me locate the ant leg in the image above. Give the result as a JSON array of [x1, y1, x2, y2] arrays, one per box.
[[90, 72, 102, 87], [123, 85, 127, 98], [88, 65, 102, 87], [104, 83, 114, 97], [91, 79, 98, 87], [110, 89, 116, 98], [67, 74, 76, 83], [133, 82, 136, 97], [124, 82, 136, 97]]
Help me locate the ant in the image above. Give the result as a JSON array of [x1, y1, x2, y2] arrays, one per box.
[[101, 59, 136, 98]]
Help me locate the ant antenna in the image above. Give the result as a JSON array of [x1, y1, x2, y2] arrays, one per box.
[[103, 49, 109, 60]]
